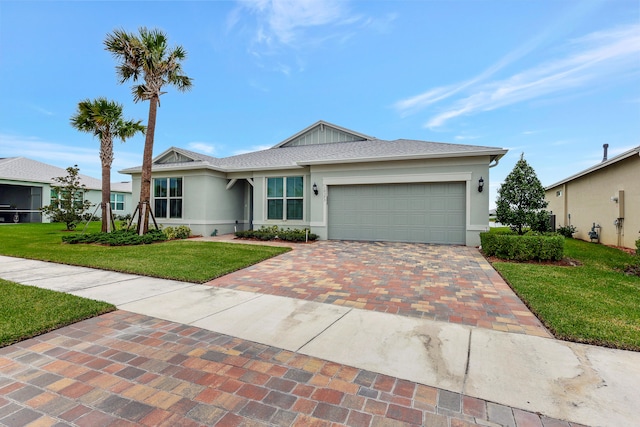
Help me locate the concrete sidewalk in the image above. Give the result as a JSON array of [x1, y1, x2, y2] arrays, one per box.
[[1, 255, 639, 426]]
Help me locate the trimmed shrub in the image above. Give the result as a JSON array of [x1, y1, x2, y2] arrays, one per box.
[[480, 232, 564, 261], [62, 229, 167, 246], [163, 225, 192, 240], [235, 226, 318, 242], [556, 225, 577, 238]]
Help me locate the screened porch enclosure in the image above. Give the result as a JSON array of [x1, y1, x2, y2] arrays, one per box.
[[0, 184, 42, 223]]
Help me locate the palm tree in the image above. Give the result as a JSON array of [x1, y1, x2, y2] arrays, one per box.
[[104, 27, 193, 234], [70, 98, 145, 233]]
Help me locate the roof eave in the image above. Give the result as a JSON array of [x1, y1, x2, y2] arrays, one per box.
[[298, 149, 508, 166], [545, 146, 640, 190], [119, 162, 228, 175], [224, 164, 306, 172]]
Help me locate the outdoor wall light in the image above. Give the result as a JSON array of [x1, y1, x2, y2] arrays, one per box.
[[478, 177, 484, 193], [313, 183, 319, 196]]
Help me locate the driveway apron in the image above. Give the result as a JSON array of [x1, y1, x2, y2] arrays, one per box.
[[206, 240, 550, 338]]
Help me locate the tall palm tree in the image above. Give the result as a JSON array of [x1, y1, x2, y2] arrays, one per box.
[[104, 27, 193, 234], [70, 98, 145, 233]]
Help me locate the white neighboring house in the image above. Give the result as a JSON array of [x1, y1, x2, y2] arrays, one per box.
[[0, 157, 133, 223]]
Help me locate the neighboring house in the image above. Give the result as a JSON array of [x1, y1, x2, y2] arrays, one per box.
[[545, 145, 640, 249], [121, 121, 507, 246], [0, 157, 133, 223]]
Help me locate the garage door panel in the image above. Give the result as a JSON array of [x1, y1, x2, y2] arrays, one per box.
[[447, 212, 465, 226], [328, 182, 466, 244], [408, 213, 426, 226], [447, 197, 465, 210]]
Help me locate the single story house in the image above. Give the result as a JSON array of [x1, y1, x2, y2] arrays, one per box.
[[121, 121, 507, 246], [545, 145, 639, 249], [0, 157, 133, 223]]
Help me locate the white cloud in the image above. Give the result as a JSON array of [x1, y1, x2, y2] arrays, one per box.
[[232, 144, 272, 155], [236, 0, 349, 46], [454, 134, 480, 141], [395, 23, 640, 129], [29, 105, 54, 116], [188, 142, 216, 155]]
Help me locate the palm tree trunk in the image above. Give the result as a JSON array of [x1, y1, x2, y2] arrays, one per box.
[[100, 136, 112, 233], [138, 95, 159, 235]]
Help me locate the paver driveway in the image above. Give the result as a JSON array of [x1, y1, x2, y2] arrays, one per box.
[[206, 240, 550, 338]]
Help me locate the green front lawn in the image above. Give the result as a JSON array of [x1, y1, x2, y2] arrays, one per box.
[[0, 279, 115, 347], [491, 237, 640, 351], [0, 223, 290, 283]]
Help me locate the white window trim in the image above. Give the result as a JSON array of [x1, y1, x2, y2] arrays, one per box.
[[265, 176, 305, 222], [152, 177, 184, 219], [110, 193, 125, 211]]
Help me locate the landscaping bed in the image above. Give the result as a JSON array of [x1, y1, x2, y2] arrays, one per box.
[[0, 223, 290, 283], [486, 231, 640, 351]]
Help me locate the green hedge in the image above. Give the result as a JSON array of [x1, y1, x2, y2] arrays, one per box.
[[480, 232, 564, 261], [235, 226, 318, 242], [62, 229, 167, 246]]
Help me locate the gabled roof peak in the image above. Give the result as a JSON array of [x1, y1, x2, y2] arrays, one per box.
[[272, 120, 373, 148], [153, 147, 217, 165]]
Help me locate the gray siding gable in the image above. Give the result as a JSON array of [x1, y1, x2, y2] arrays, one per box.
[[154, 147, 217, 165], [273, 120, 373, 148]]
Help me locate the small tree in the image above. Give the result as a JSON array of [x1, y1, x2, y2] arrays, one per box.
[[70, 97, 145, 233], [496, 154, 549, 235], [41, 165, 92, 230]]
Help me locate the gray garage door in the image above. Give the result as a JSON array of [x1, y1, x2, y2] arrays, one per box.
[[327, 182, 466, 244]]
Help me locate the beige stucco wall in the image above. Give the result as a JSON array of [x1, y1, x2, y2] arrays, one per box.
[[545, 154, 639, 249]]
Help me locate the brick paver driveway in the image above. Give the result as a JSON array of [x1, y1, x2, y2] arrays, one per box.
[[206, 240, 550, 338], [0, 242, 578, 427]]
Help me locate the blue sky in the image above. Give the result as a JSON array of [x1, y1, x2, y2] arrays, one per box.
[[1, 0, 638, 208]]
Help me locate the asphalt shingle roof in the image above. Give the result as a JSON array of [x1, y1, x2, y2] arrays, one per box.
[[121, 138, 507, 173], [0, 157, 132, 192]]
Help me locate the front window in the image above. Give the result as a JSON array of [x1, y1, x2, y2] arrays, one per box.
[[50, 189, 84, 209], [154, 177, 182, 218], [267, 176, 303, 220], [110, 193, 125, 211]]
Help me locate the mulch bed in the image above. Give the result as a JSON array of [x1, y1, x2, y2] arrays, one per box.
[[485, 255, 582, 267]]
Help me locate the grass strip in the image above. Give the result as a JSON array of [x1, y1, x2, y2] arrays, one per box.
[[0, 279, 115, 347], [492, 237, 640, 351], [0, 223, 290, 283]]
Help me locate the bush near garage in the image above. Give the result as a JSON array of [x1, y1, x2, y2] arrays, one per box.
[[236, 226, 318, 242], [480, 231, 564, 261]]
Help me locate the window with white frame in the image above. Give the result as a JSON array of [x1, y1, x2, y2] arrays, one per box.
[[50, 189, 84, 209], [153, 178, 183, 219], [267, 176, 303, 220], [110, 193, 125, 211]]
